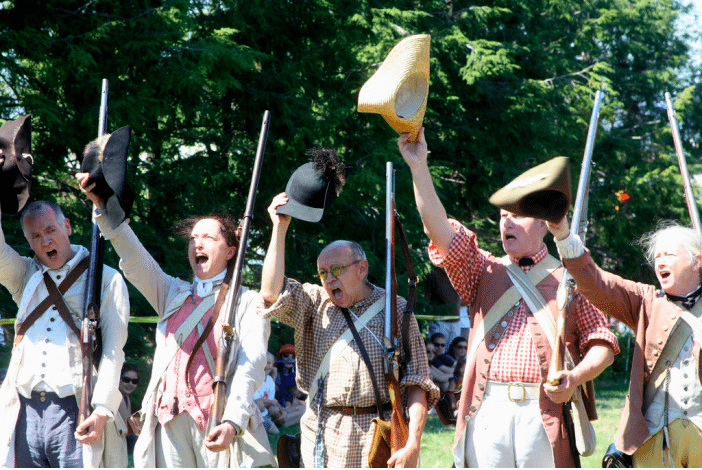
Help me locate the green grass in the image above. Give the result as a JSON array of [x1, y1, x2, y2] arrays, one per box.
[[417, 373, 628, 468]]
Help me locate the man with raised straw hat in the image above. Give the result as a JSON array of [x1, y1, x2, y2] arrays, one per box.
[[397, 127, 619, 467]]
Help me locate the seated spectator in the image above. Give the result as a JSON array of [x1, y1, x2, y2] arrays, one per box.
[[429, 350, 456, 393], [450, 356, 466, 393], [118, 363, 140, 461], [429, 332, 446, 355], [447, 336, 467, 362], [274, 344, 305, 428], [424, 337, 436, 366], [254, 353, 284, 434]]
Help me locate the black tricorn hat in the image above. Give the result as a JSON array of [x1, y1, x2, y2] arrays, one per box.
[[276, 149, 346, 223], [488, 156, 571, 223], [0, 115, 33, 214], [81, 126, 134, 229]]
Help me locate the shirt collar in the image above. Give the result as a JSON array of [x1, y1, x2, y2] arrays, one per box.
[[193, 269, 227, 297], [509, 244, 548, 272], [35, 244, 88, 274], [349, 282, 380, 310]]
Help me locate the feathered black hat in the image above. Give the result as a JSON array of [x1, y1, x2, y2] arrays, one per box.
[[276, 148, 346, 223]]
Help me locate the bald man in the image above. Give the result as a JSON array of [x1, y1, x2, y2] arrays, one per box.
[[258, 193, 439, 468]]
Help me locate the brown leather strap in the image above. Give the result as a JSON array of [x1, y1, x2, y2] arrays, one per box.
[[185, 263, 233, 390], [324, 402, 392, 416], [394, 212, 416, 370], [14, 257, 90, 346], [340, 308, 386, 419]]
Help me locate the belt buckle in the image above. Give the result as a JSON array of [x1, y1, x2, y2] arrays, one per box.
[[508, 383, 526, 403]]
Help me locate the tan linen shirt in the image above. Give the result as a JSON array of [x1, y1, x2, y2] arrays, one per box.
[[259, 278, 439, 468]]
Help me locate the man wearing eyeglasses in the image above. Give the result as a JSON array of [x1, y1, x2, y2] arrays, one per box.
[[259, 193, 439, 468], [398, 128, 619, 468]]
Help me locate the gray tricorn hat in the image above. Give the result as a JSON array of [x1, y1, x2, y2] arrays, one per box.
[[81, 126, 134, 229], [489, 156, 571, 223], [0, 115, 33, 214], [276, 148, 346, 223]]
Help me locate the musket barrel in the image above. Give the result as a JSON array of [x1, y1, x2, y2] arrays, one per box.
[[80, 78, 110, 426], [209, 110, 270, 428], [665, 92, 702, 235], [384, 162, 394, 343], [98, 79, 109, 138], [570, 90, 603, 239]]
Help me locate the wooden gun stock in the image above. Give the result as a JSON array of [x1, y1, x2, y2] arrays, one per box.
[[547, 275, 572, 384]]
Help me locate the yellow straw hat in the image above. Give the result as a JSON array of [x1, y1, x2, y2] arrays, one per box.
[[357, 34, 430, 140]]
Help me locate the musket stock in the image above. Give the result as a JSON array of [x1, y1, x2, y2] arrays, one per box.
[[665, 92, 702, 235], [208, 110, 270, 431], [546, 90, 603, 385], [79, 79, 109, 426]]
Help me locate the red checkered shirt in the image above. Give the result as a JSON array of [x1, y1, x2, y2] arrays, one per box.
[[429, 219, 619, 383]]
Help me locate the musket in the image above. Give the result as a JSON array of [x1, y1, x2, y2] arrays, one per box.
[[383, 162, 409, 455], [665, 91, 702, 235], [209, 110, 271, 430], [547, 89, 603, 385], [79, 79, 109, 426]]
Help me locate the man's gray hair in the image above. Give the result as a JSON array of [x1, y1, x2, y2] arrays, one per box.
[[641, 221, 702, 265], [20, 201, 66, 228], [348, 241, 367, 262]]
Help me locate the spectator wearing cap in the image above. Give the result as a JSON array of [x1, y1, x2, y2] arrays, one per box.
[[273, 344, 306, 428], [275, 344, 298, 407]]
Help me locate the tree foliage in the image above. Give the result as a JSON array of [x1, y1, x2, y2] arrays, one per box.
[[0, 0, 701, 395]]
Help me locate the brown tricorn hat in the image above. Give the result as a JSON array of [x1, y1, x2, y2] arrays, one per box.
[[0, 115, 33, 214], [489, 156, 571, 223], [81, 126, 134, 229]]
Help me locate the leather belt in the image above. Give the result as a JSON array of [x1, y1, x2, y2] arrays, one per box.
[[485, 381, 541, 402], [324, 402, 392, 416]]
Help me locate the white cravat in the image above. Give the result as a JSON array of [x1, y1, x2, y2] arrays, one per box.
[[193, 269, 226, 297]]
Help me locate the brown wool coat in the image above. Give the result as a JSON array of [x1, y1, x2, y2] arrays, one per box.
[[563, 250, 702, 454], [454, 255, 597, 468]]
